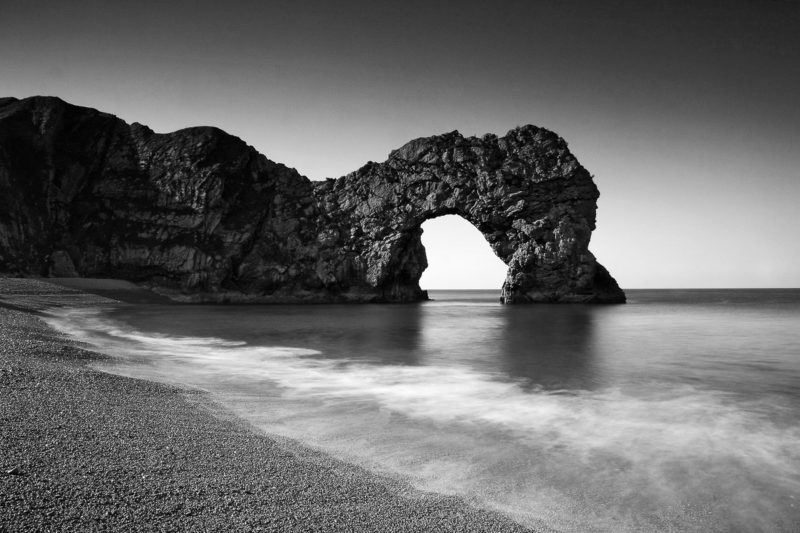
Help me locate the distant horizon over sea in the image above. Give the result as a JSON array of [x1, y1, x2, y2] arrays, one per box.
[[44, 288, 800, 532], [424, 287, 800, 291]]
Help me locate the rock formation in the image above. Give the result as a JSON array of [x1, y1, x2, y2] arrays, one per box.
[[0, 96, 625, 303]]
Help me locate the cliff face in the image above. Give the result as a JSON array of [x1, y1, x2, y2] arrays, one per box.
[[0, 96, 624, 303]]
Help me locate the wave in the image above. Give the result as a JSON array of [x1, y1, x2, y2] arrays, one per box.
[[44, 306, 800, 532]]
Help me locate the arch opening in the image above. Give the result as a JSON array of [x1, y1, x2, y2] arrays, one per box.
[[418, 215, 508, 290]]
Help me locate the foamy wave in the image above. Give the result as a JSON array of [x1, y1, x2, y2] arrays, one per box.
[[44, 306, 800, 532], [45, 307, 799, 467]]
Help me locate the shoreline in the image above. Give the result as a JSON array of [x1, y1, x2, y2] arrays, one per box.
[[0, 278, 540, 532]]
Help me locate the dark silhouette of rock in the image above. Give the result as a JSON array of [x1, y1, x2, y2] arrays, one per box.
[[0, 96, 625, 303]]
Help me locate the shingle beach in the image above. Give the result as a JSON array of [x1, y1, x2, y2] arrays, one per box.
[[0, 278, 539, 532]]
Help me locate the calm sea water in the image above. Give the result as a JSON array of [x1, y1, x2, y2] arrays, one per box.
[[45, 290, 800, 532]]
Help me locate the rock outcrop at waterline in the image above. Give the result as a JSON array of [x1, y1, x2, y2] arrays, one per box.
[[0, 96, 625, 303]]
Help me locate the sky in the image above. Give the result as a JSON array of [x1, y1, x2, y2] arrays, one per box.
[[2, 0, 798, 288]]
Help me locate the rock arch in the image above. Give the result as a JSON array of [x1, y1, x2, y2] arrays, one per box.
[[312, 128, 625, 303], [0, 97, 625, 303]]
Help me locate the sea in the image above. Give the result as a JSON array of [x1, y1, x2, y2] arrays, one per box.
[[43, 289, 800, 532]]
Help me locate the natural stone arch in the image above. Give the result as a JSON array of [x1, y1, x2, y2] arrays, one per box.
[[312, 127, 625, 303]]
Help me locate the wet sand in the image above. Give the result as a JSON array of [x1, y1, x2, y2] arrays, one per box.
[[0, 278, 539, 532]]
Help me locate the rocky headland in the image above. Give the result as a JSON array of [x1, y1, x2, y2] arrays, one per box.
[[0, 96, 625, 303]]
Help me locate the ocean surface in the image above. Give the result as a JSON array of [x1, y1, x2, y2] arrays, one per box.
[[44, 289, 800, 532]]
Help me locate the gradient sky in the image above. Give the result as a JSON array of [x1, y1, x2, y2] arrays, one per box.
[[2, 0, 798, 288]]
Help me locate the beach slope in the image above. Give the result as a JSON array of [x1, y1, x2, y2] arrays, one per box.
[[0, 278, 538, 532]]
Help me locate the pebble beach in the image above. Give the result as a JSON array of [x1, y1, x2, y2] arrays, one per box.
[[0, 278, 537, 532]]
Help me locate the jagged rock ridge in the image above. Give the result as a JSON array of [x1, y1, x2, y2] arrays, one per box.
[[0, 96, 625, 303]]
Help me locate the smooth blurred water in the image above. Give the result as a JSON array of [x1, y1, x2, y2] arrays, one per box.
[[44, 290, 800, 532]]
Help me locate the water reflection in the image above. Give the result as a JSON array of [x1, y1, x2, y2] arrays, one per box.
[[109, 303, 425, 366], [109, 297, 606, 390], [498, 305, 602, 391]]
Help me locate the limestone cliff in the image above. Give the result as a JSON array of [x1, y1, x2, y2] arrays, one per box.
[[0, 96, 624, 303]]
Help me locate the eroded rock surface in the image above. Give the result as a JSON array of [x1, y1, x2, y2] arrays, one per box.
[[0, 96, 624, 303]]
